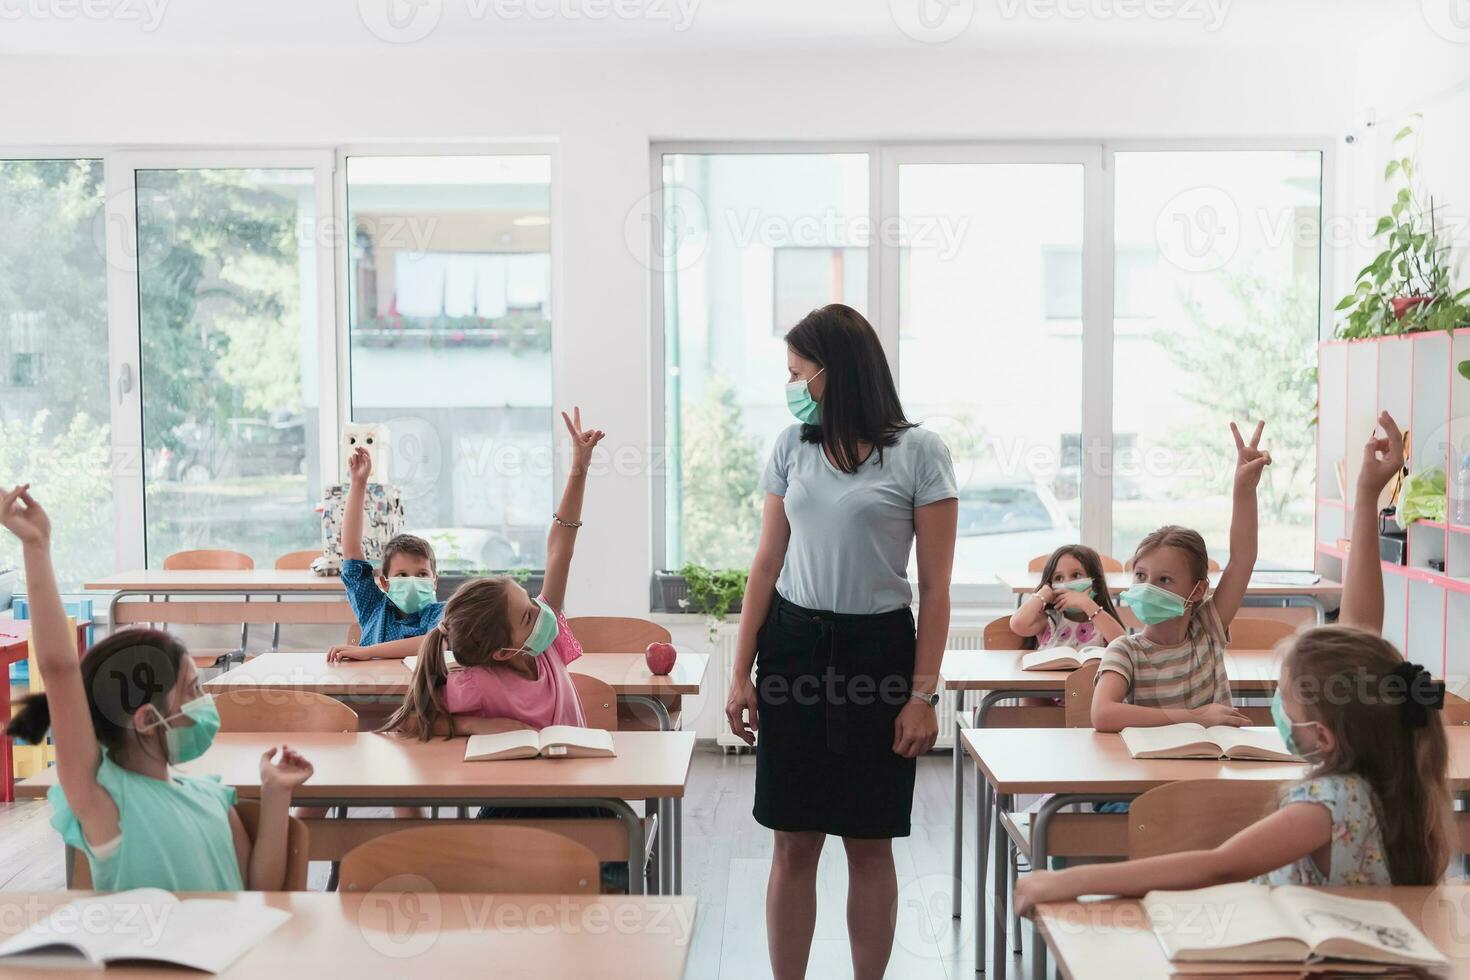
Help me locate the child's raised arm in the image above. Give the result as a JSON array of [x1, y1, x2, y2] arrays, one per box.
[[341, 447, 371, 563], [0, 487, 120, 847], [1341, 411, 1404, 632], [540, 407, 605, 611], [1213, 420, 1271, 626]]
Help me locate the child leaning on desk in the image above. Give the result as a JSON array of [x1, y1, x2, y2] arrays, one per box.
[[1, 486, 314, 892], [1016, 412, 1453, 914]]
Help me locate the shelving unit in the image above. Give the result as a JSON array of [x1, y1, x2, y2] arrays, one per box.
[[1316, 329, 1470, 676]]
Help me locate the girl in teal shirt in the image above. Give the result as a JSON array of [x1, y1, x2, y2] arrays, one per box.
[[3, 485, 315, 892]]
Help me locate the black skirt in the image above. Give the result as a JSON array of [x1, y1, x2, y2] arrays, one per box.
[[753, 593, 918, 839]]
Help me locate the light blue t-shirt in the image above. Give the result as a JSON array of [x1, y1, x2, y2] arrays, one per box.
[[761, 424, 957, 615]]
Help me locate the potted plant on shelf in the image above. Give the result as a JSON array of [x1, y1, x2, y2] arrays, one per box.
[[1336, 118, 1470, 339], [677, 562, 747, 644]]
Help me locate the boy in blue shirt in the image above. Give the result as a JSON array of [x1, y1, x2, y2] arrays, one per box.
[[327, 446, 444, 662]]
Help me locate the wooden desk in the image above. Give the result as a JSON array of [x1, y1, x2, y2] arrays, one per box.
[[996, 570, 1342, 623], [941, 648, 1281, 919], [17, 730, 696, 896], [962, 726, 1470, 977], [85, 569, 354, 634], [0, 619, 89, 804], [1036, 886, 1470, 980], [0, 891, 697, 979], [202, 651, 711, 731]]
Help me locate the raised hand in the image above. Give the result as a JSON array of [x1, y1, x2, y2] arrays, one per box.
[[561, 406, 606, 474], [0, 485, 51, 546], [1230, 420, 1272, 491], [1357, 411, 1405, 495], [346, 446, 372, 485], [259, 745, 314, 793]]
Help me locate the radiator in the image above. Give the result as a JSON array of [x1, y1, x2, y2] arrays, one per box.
[[713, 621, 990, 750]]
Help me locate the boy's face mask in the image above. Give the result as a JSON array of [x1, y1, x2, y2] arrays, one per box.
[[385, 576, 436, 615], [140, 693, 220, 764]]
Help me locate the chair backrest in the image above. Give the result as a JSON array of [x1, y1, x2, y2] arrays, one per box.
[[1124, 555, 1220, 573], [566, 616, 672, 652], [1063, 661, 1100, 728], [1228, 617, 1297, 650], [1026, 552, 1125, 574], [983, 615, 1026, 651], [1127, 779, 1280, 859], [346, 623, 362, 645], [1444, 691, 1470, 728], [70, 800, 309, 891], [338, 824, 601, 894], [215, 688, 360, 733], [570, 673, 619, 731], [163, 549, 255, 571], [274, 550, 321, 570]]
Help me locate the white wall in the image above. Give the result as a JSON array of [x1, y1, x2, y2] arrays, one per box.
[[0, 46, 1360, 616]]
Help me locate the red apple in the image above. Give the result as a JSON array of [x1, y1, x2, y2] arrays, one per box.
[[645, 641, 677, 676]]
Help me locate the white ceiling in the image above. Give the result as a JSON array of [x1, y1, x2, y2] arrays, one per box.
[[0, 0, 1429, 55]]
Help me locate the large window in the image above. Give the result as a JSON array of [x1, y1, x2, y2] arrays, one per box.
[[136, 167, 322, 566], [1111, 151, 1322, 569], [0, 160, 113, 591], [660, 151, 869, 571], [345, 155, 553, 572]]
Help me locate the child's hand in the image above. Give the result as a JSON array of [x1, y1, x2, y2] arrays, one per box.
[[1014, 870, 1074, 918], [1051, 590, 1098, 617], [1230, 420, 1272, 492], [326, 644, 370, 663], [346, 446, 372, 485], [0, 485, 51, 546], [1192, 702, 1250, 727], [1034, 584, 1057, 604], [1357, 411, 1405, 495], [561, 406, 605, 474], [259, 746, 314, 793]]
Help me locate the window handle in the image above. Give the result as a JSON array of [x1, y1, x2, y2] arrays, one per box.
[[116, 363, 133, 404]]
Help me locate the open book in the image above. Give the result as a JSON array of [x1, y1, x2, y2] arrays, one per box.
[[1121, 724, 1301, 762], [1143, 883, 1447, 970], [403, 648, 458, 674], [464, 725, 616, 761], [1020, 646, 1104, 671], [0, 889, 289, 974]]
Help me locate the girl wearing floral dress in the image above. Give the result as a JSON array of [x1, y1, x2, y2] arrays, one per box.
[[1009, 544, 1126, 650]]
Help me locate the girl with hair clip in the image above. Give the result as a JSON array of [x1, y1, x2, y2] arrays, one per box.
[[1, 486, 314, 892], [1017, 412, 1453, 914], [1009, 544, 1126, 651]]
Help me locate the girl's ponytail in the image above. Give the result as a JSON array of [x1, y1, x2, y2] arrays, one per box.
[[382, 625, 454, 741], [6, 692, 52, 747]]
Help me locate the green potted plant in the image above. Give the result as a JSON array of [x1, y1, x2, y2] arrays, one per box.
[[1336, 119, 1470, 339], [677, 562, 746, 644]]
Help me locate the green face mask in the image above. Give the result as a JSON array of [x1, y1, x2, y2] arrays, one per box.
[[387, 576, 436, 615], [1119, 582, 1190, 625], [1056, 577, 1095, 598], [785, 367, 824, 424], [144, 694, 220, 764], [519, 597, 559, 658]]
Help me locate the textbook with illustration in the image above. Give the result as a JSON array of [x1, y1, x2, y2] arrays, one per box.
[[1020, 646, 1104, 671], [0, 889, 289, 974], [464, 725, 616, 761], [1143, 883, 1447, 970], [1121, 724, 1301, 762]]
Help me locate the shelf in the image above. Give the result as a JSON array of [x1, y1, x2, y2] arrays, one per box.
[[1314, 545, 1465, 591], [1450, 524, 1470, 535]]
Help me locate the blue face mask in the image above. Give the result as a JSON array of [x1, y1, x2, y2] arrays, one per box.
[[144, 694, 221, 764], [1056, 577, 1095, 598], [387, 576, 436, 615], [1270, 690, 1317, 759], [785, 367, 824, 424], [1119, 582, 1194, 625], [517, 597, 559, 658]]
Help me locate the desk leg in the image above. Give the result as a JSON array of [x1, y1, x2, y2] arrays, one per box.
[[658, 797, 674, 895], [990, 792, 1010, 978], [622, 694, 673, 731], [951, 687, 967, 918], [973, 770, 991, 974], [0, 672, 11, 804], [1309, 596, 1326, 626]]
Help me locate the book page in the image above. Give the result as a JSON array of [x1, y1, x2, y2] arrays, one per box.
[[1210, 726, 1299, 761], [1020, 648, 1078, 670], [538, 726, 615, 756], [0, 890, 180, 966], [465, 730, 541, 760], [1144, 883, 1306, 961], [104, 899, 290, 973], [1276, 887, 1447, 967], [1121, 723, 1210, 757]]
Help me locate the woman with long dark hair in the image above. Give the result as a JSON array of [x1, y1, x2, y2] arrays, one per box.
[[725, 304, 959, 979]]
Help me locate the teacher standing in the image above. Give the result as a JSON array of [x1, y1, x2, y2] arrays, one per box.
[[725, 304, 959, 980]]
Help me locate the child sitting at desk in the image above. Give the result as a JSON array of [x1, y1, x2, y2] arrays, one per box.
[[1017, 412, 1451, 912], [2, 486, 315, 892], [1089, 421, 1270, 732], [327, 446, 444, 663], [1010, 544, 1126, 651]]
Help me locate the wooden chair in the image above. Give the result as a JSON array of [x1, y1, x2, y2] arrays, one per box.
[[568, 617, 680, 731], [983, 614, 1026, 651], [571, 674, 619, 732], [1027, 553, 1124, 573], [161, 549, 255, 670], [1063, 661, 1100, 728], [1124, 555, 1221, 573], [1228, 617, 1296, 650], [337, 825, 601, 894], [215, 688, 360, 733], [70, 800, 310, 891], [1128, 779, 1280, 859], [270, 551, 324, 650], [347, 623, 362, 645]]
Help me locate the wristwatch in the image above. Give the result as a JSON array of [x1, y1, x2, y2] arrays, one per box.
[[908, 689, 940, 707]]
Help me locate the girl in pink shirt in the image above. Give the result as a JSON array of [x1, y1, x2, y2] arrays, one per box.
[[386, 408, 605, 739]]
